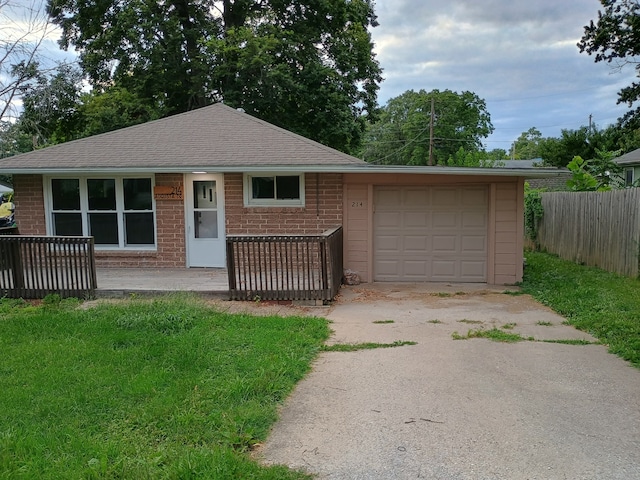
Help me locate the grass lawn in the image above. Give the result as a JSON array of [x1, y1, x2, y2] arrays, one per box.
[[0, 295, 330, 479], [521, 251, 640, 367]]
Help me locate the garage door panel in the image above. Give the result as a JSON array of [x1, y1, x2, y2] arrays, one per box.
[[376, 235, 401, 252], [376, 211, 401, 228], [432, 187, 457, 206], [462, 188, 488, 205], [403, 260, 429, 277], [462, 211, 487, 228], [374, 185, 487, 282], [432, 212, 458, 228], [432, 235, 457, 253], [376, 260, 401, 278], [375, 188, 401, 209], [461, 235, 486, 252], [403, 188, 430, 206], [404, 211, 430, 228], [404, 235, 430, 253], [460, 261, 487, 280], [431, 260, 457, 279]]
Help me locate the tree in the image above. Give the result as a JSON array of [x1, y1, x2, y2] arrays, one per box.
[[47, 0, 382, 153], [578, 1, 640, 130], [18, 63, 83, 148], [447, 147, 504, 167], [537, 124, 630, 168], [77, 88, 163, 138], [511, 127, 543, 159], [487, 148, 509, 161], [565, 149, 624, 191], [360, 89, 494, 166], [1, 0, 57, 122]]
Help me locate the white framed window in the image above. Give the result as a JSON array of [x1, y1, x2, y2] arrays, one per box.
[[243, 173, 305, 206], [45, 176, 156, 249], [625, 168, 634, 187]]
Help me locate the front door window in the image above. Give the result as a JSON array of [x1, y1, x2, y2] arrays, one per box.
[[193, 181, 218, 239]]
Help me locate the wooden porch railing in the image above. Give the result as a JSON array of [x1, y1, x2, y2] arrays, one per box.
[[226, 226, 343, 302], [0, 236, 97, 299]]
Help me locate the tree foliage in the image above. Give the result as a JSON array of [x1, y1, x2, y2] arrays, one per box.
[[18, 64, 83, 147], [360, 89, 494, 166], [565, 150, 624, 192], [536, 125, 630, 168], [578, 0, 640, 130], [512, 127, 543, 160], [47, 0, 382, 153]]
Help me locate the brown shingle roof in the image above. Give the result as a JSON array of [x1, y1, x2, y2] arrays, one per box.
[[0, 103, 366, 172]]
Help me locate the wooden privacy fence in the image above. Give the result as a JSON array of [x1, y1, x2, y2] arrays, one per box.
[[0, 236, 97, 299], [538, 189, 640, 277], [226, 226, 343, 302]]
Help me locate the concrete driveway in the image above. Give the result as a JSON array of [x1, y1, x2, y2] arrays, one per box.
[[255, 284, 640, 479]]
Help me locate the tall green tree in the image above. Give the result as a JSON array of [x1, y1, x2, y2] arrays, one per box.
[[47, 0, 382, 153], [578, 1, 640, 130], [538, 124, 630, 168], [18, 64, 83, 147], [77, 88, 163, 138], [360, 89, 494, 166], [511, 127, 543, 159]]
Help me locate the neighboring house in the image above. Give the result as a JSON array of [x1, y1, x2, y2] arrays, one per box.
[[613, 148, 640, 186], [0, 104, 559, 285], [497, 160, 571, 191]]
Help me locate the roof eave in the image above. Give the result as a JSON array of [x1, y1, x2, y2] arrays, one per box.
[[0, 164, 564, 178]]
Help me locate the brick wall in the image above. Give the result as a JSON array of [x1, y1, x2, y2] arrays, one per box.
[[11, 172, 343, 268], [225, 173, 343, 234], [13, 174, 46, 235]]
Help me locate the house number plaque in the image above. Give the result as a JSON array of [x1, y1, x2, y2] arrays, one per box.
[[154, 185, 184, 200]]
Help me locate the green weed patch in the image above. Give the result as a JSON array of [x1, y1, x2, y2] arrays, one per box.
[[321, 341, 417, 352], [522, 251, 640, 367]]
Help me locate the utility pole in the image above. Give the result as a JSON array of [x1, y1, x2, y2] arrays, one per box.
[[588, 114, 593, 133], [428, 96, 435, 166]]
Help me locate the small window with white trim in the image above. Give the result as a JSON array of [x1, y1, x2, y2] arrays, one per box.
[[243, 173, 305, 206]]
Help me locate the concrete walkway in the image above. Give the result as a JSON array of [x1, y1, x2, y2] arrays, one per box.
[[257, 284, 640, 479], [95, 267, 229, 298]]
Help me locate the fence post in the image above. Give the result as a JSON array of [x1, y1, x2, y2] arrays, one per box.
[[9, 239, 24, 290]]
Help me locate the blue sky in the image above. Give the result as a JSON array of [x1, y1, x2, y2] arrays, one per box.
[[370, 0, 638, 151]]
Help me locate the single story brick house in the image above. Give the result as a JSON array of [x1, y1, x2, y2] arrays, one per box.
[[0, 104, 557, 284]]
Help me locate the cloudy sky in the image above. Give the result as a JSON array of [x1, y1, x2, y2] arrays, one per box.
[[370, 0, 638, 151], [8, 0, 638, 152]]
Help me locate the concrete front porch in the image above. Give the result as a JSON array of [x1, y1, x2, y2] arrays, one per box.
[[95, 267, 229, 298]]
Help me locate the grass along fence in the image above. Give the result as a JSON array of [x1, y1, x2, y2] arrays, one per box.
[[537, 188, 640, 277]]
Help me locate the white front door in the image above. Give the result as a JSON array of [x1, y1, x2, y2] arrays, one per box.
[[185, 174, 225, 267]]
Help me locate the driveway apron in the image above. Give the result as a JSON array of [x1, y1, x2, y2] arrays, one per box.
[[257, 284, 640, 479]]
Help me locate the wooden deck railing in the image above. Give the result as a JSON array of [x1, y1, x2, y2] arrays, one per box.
[[226, 226, 343, 302], [0, 236, 97, 299]]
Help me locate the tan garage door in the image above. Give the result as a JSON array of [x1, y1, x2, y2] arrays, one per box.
[[374, 185, 488, 282]]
